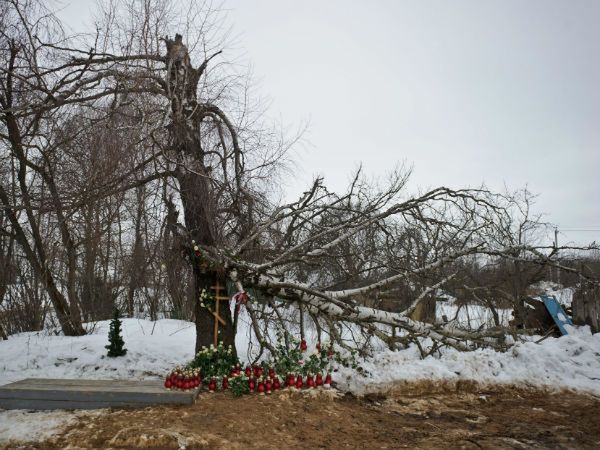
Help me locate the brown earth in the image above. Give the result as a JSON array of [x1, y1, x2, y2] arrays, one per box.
[[5, 381, 600, 450]]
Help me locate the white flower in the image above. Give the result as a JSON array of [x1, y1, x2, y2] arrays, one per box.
[[193, 245, 199, 251]]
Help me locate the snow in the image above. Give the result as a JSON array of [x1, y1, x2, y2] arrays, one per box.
[[336, 325, 600, 396], [435, 302, 512, 329], [0, 319, 198, 385], [552, 288, 574, 307], [1, 316, 599, 444], [531, 282, 574, 307], [2, 318, 599, 399]]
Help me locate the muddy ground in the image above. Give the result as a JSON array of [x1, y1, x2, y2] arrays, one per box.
[[4, 381, 600, 450]]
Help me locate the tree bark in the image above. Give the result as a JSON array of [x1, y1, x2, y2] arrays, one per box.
[[126, 186, 147, 317], [177, 169, 235, 353], [164, 34, 235, 353]]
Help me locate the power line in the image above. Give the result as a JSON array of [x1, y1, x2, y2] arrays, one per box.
[[557, 225, 600, 228]]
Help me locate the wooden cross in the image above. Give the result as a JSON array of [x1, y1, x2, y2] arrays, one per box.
[[210, 282, 230, 347]]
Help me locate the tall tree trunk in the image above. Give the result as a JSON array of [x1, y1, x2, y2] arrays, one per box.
[[126, 187, 146, 317], [177, 169, 235, 353], [43, 164, 83, 326], [163, 193, 188, 318], [164, 34, 235, 353]]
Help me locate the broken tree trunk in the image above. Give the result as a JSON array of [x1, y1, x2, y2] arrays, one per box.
[[164, 34, 235, 353]]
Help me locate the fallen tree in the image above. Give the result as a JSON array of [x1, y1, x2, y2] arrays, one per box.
[[197, 178, 598, 355]]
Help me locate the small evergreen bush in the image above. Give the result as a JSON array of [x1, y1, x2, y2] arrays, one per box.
[[105, 308, 127, 357]]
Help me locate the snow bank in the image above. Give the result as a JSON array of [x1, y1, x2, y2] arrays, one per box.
[[1, 317, 598, 410], [0, 315, 268, 388], [336, 325, 600, 396], [0, 319, 198, 385]]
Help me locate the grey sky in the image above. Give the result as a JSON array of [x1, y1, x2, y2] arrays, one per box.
[[59, 0, 600, 246]]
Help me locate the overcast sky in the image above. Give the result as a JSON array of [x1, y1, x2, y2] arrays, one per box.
[[59, 0, 600, 246]]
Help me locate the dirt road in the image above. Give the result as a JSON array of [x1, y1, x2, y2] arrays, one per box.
[[5, 381, 600, 449]]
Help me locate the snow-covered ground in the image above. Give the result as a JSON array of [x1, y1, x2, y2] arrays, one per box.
[[0, 319, 198, 385], [1, 315, 598, 397], [1, 311, 599, 445], [336, 324, 600, 395]]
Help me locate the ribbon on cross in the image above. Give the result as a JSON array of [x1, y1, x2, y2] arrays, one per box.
[[233, 290, 249, 314]]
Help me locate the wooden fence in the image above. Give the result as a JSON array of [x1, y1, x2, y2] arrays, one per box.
[[572, 282, 600, 333]]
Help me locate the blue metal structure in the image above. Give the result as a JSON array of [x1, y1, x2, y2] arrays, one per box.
[[541, 295, 573, 336]]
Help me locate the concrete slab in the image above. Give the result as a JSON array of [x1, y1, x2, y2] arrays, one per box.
[[0, 378, 199, 410]]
